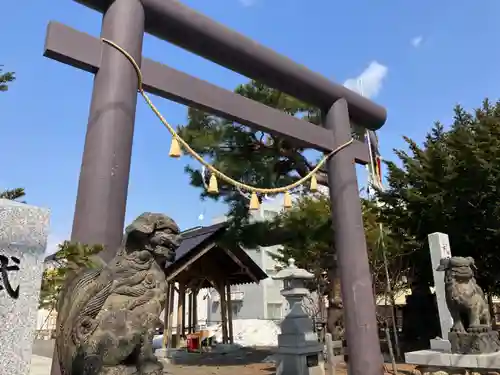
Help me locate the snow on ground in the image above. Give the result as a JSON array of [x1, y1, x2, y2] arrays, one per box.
[[208, 319, 280, 347], [152, 319, 281, 349]]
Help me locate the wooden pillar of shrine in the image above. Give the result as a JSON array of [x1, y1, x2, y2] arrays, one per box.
[[181, 288, 186, 336], [166, 283, 175, 350], [162, 281, 171, 348], [188, 291, 193, 333], [192, 288, 198, 332], [226, 283, 234, 344], [176, 283, 185, 348], [219, 282, 229, 344]]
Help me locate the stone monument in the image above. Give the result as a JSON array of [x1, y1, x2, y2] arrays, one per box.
[[55, 212, 180, 375], [0, 199, 50, 375], [428, 232, 453, 352], [273, 258, 325, 375]]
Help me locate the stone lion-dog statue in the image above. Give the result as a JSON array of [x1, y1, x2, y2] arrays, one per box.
[[56, 212, 181, 375], [436, 256, 490, 333]]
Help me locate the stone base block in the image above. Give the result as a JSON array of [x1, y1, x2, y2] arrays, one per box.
[[430, 339, 451, 352], [449, 331, 500, 354], [414, 365, 500, 374], [276, 352, 325, 375], [405, 349, 500, 369]]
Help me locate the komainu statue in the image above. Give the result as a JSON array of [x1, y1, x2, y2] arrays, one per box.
[[436, 256, 500, 354], [56, 213, 181, 375]]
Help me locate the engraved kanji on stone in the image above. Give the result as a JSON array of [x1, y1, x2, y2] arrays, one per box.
[[0, 255, 20, 299]]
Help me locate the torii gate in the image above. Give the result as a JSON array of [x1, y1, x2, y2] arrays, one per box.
[[43, 1, 388, 374]]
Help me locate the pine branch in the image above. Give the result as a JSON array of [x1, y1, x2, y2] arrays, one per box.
[[0, 66, 15, 92], [0, 188, 26, 201]]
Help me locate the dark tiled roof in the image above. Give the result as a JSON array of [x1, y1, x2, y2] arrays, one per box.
[[45, 253, 57, 262], [166, 222, 268, 285], [174, 222, 227, 262]]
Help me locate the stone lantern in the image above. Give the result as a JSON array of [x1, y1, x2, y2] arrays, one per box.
[[273, 258, 325, 375]]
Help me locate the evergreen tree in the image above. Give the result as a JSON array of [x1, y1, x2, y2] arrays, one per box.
[[268, 194, 407, 296], [0, 65, 15, 92], [40, 242, 105, 310], [377, 99, 500, 295]]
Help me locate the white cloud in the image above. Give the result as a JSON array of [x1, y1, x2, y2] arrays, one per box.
[[239, 0, 256, 6], [343, 61, 388, 99], [411, 36, 423, 48]]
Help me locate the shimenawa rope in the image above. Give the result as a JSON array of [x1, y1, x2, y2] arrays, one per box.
[[101, 38, 354, 208]]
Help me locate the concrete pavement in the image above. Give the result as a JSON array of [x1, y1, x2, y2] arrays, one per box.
[[32, 339, 55, 358], [30, 355, 51, 375], [29, 340, 53, 375]]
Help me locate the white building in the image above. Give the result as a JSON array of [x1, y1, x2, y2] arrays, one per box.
[[206, 197, 290, 324]]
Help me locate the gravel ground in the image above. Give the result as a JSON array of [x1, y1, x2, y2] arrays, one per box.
[[32, 339, 55, 358], [31, 340, 416, 375], [162, 360, 417, 375], [160, 347, 417, 375]]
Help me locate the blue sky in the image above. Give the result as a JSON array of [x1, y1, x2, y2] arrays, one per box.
[[2, 0, 500, 253]]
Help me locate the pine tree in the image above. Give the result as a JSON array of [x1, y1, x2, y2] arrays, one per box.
[[40, 242, 105, 310], [0, 65, 15, 92], [0, 188, 25, 201], [178, 80, 365, 245]]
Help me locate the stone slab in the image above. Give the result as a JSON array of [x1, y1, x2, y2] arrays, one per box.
[[428, 232, 453, 340], [430, 339, 451, 352], [405, 349, 500, 369], [276, 352, 325, 375], [0, 200, 50, 375]]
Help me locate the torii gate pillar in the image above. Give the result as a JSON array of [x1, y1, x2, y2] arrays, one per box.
[[70, 0, 144, 261]]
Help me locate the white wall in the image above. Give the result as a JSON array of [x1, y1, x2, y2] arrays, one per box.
[[36, 309, 58, 331]]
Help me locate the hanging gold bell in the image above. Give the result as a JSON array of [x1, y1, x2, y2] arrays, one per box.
[[283, 191, 292, 209], [207, 174, 219, 194], [310, 174, 318, 192], [249, 192, 260, 210], [169, 138, 182, 158]]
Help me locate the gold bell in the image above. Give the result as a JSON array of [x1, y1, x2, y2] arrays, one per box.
[[283, 191, 292, 209], [169, 138, 182, 158], [207, 174, 219, 194], [249, 192, 260, 211], [310, 174, 318, 192]]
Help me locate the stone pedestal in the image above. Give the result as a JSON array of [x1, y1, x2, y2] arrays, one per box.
[[273, 259, 324, 375], [0, 199, 50, 375], [449, 331, 500, 355], [405, 349, 500, 371]]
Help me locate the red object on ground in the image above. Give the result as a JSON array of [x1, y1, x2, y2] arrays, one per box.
[[187, 335, 200, 352]]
